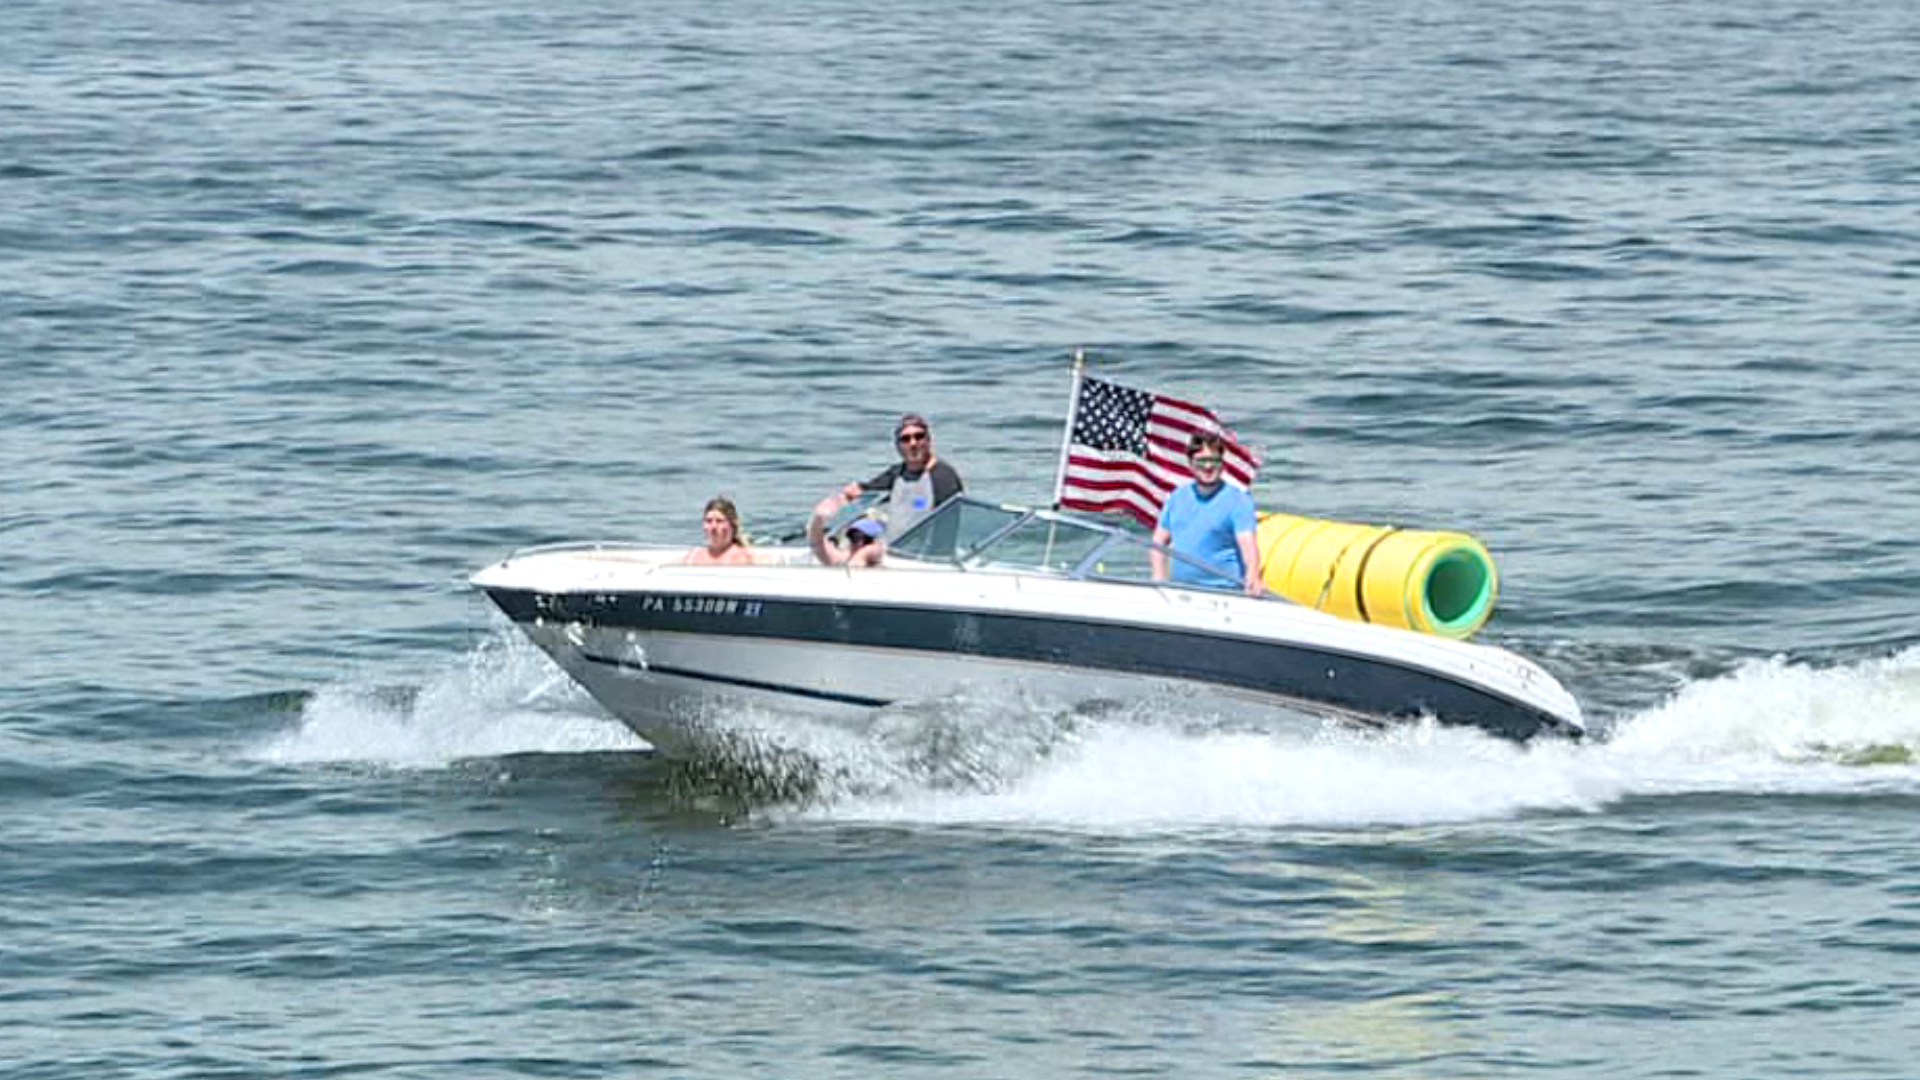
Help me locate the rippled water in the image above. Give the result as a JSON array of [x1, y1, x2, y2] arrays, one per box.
[[5, 0, 1919, 1075]]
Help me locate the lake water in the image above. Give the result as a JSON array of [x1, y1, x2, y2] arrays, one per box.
[[4, 0, 1919, 1075]]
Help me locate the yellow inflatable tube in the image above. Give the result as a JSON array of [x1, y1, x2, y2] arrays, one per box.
[[1256, 512, 1498, 640]]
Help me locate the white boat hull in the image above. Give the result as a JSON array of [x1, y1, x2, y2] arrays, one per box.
[[519, 620, 1362, 757], [473, 541, 1584, 759]]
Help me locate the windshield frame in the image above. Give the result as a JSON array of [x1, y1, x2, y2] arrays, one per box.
[[889, 496, 1254, 593]]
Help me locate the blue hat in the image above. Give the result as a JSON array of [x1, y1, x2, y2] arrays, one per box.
[[848, 517, 885, 540]]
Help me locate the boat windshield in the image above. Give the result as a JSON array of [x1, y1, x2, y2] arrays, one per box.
[[889, 496, 1247, 589]]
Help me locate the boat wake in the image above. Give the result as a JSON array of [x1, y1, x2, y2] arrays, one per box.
[[246, 631, 643, 767], [253, 635, 1920, 829], [784, 646, 1920, 830], [1606, 648, 1920, 768], [634, 688, 1120, 806]]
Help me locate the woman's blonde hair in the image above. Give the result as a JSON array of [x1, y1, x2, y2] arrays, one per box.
[[704, 496, 747, 548]]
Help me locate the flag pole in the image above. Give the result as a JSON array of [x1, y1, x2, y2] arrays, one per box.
[[1051, 348, 1088, 509]]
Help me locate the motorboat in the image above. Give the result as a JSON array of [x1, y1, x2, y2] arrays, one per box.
[[469, 496, 1585, 758]]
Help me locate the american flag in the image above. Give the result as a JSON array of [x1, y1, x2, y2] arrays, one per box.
[[1054, 374, 1260, 526]]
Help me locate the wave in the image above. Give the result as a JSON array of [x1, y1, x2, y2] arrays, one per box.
[[1603, 647, 1920, 767], [245, 631, 643, 768], [252, 635, 1920, 829], [793, 647, 1920, 830]]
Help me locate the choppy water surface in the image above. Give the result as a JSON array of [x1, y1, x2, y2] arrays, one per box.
[[4, 0, 1919, 1075]]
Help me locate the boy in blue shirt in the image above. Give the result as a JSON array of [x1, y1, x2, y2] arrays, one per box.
[[1150, 432, 1265, 596]]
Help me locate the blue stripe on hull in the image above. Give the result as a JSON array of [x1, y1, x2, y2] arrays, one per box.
[[582, 652, 894, 709]]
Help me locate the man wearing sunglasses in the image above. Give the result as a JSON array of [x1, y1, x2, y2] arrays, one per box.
[[1150, 432, 1264, 596], [837, 413, 966, 540]]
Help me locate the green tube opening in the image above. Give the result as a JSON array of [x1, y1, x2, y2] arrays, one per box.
[[1423, 548, 1495, 635]]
